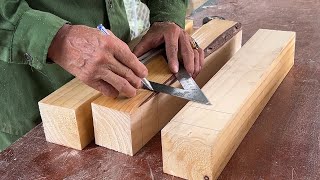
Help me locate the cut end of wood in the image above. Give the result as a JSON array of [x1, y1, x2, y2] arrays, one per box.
[[92, 103, 134, 156], [39, 103, 82, 150], [162, 122, 218, 179], [38, 78, 100, 150]]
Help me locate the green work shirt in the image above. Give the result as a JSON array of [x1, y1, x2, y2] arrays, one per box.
[[0, 0, 187, 151]]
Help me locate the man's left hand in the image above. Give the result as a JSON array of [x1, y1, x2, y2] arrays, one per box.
[[133, 22, 204, 77]]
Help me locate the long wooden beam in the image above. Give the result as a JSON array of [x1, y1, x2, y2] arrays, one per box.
[[161, 29, 295, 179], [91, 19, 242, 155]]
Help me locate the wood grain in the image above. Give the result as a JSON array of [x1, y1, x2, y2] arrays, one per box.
[[92, 19, 242, 155], [39, 79, 100, 150], [161, 29, 296, 179]]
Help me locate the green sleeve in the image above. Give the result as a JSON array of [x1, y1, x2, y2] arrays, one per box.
[[0, 0, 68, 70], [146, 0, 188, 28]]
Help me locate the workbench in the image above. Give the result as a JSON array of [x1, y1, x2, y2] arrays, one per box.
[[1, 0, 319, 179]]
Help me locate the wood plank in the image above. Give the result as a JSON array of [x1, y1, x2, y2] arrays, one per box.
[[38, 20, 194, 150], [161, 29, 295, 179], [92, 19, 242, 155]]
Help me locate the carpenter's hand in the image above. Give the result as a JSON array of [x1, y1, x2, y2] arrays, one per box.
[[133, 22, 204, 77], [48, 24, 148, 98]]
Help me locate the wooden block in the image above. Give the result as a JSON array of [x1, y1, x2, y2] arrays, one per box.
[[161, 29, 296, 179], [92, 19, 242, 155], [38, 20, 194, 150], [39, 79, 101, 150]]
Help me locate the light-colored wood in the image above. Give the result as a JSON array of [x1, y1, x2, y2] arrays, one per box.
[[187, 0, 208, 15], [161, 29, 296, 179], [185, 19, 194, 34], [38, 20, 194, 150], [39, 79, 101, 150], [92, 19, 242, 155]]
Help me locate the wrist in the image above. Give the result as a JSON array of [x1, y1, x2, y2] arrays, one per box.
[[48, 24, 72, 60]]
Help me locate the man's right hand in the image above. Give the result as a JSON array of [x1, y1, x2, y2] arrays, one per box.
[[48, 24, 148, 98]]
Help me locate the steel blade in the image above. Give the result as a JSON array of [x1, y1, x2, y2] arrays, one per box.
[[175, 67, 211, 105], [143, 81, 211, 105], [175, 67, 200, 90]]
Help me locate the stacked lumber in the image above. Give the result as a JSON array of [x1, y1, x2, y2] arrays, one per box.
[[91, 19, 242, 155], [161, 29, 295, 179]]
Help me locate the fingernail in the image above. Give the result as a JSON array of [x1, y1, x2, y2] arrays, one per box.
[[173, 65, 179, 73]]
